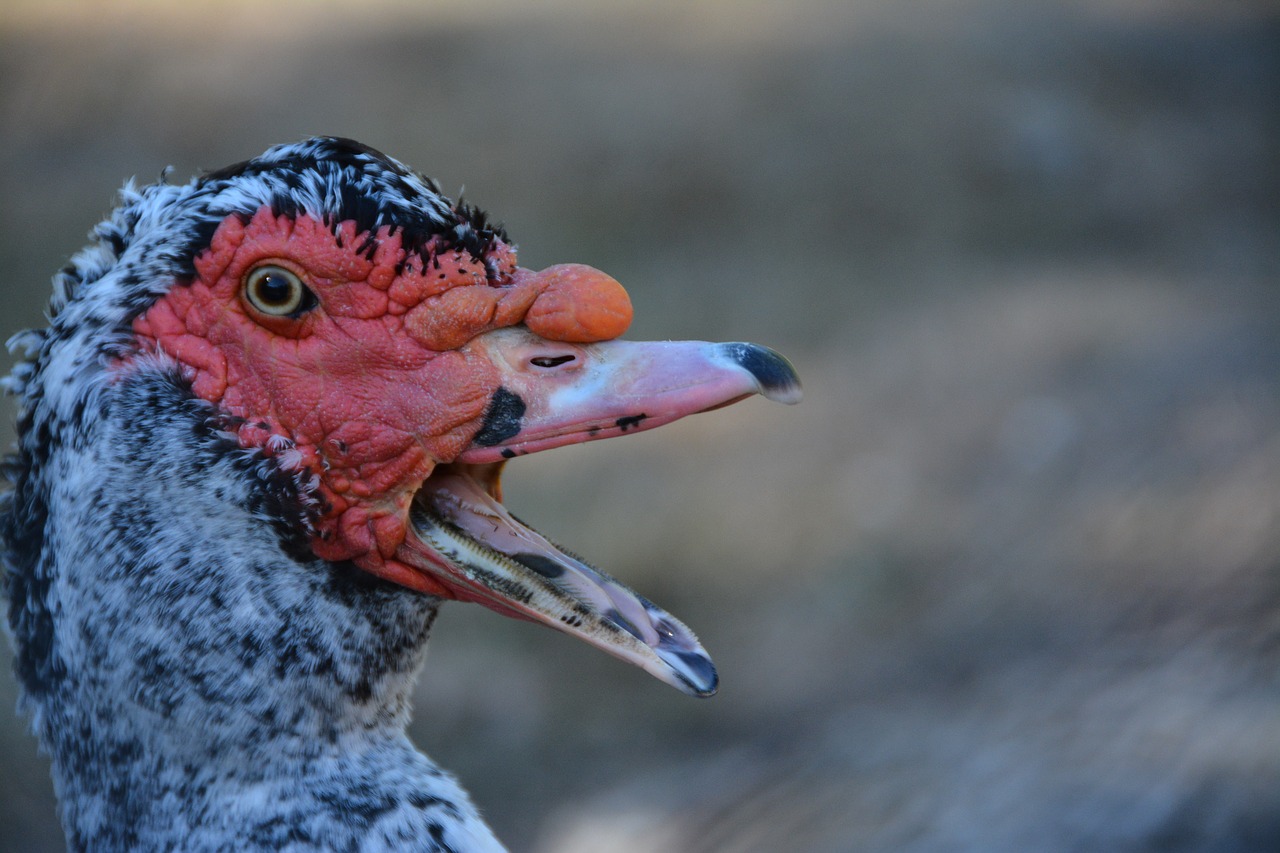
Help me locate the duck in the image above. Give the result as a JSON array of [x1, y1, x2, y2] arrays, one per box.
[[1, 137, 801, 851]]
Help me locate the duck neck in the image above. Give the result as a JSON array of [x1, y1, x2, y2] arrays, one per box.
[[6, 367, 500, 850]]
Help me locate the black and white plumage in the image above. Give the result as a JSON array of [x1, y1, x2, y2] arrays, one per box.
[[2, 137, 800, 851]]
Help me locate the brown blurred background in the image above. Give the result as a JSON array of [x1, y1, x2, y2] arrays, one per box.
[[2, 1, 1278, 850]]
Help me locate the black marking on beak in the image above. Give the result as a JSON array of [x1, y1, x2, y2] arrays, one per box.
[[472, 387, 526, 446], [513, 553, 566, 579], [670, 650, 718, 691], [717, 342, 802, 397], [615, 414, 648, 432]]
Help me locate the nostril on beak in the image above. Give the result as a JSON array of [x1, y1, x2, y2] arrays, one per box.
[[529, 354, 577, 369]]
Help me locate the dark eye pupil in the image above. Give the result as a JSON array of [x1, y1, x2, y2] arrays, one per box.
[[257, 274, 294, 304]]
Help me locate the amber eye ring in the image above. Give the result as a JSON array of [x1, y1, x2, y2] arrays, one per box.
[[243, 265, 316, 317]]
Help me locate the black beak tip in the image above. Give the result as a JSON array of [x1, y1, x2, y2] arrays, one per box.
[[718, 342, 803, 404]]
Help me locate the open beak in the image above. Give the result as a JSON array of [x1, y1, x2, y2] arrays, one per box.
[[394, 327, 802, 696]]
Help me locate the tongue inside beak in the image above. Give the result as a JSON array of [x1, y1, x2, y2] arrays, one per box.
[[395, 332, 802, 697]]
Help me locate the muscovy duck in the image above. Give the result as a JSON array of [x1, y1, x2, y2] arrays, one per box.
[[1, 137, 801, 851]]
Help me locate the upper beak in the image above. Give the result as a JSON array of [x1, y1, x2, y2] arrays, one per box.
[[457, 327, 803, 463], [396, 326, 802, 696]]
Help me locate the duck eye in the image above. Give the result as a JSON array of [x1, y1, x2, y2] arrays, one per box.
[[243, 265, 315, 317]]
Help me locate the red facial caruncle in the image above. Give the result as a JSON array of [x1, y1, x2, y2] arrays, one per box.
[[132, 205, 633, 593]]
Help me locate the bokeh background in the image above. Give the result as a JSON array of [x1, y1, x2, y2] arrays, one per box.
[[2, 1, 1278, 850]]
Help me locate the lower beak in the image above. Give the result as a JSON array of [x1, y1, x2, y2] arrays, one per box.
[[395, 327, 802, 696]]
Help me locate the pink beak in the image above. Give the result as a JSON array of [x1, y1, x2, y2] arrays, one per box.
[[458, 327, 803, 463], [397, 326, 802, 696]]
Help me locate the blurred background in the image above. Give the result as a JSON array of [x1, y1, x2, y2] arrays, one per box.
[[1, 0, 1277, 850]]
